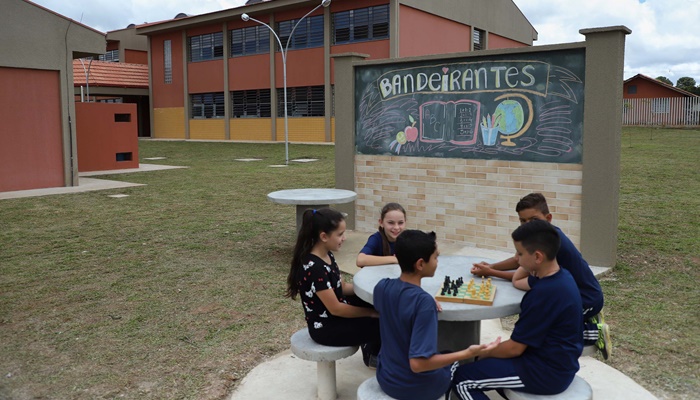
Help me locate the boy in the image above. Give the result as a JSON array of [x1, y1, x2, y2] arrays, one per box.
[[453, 220, 583, 399], [471, 192, 611, 359], [373, 230, 501, 400]]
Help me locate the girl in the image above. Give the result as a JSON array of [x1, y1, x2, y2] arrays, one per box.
[[356, 202, 407, 268], [286, 208, 381, 367]]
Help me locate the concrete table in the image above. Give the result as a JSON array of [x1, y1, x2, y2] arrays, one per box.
[[267, 188, 357, 231], [353, 255, 525, 354]]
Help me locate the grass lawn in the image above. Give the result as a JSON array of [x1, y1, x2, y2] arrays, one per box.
[[1, 128, 698, 399]]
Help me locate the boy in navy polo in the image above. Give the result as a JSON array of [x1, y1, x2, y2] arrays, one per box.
[[471, 192, 610, 359], [373, 230, 501, 400], [452, 220, 583, 399]]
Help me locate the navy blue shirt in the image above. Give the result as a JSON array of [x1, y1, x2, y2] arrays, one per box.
[[554, 226, 604, 313], [359, 231, 395, 257], [512, 268, 583, 394], [374, 278, 450, 400]]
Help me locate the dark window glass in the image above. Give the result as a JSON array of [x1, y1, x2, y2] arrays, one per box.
[[332, 5, 389, 44], [276, 15, 324, 51], [189, 32, 224, 62], [231, 89, 271, 118], [191, 92, 225, 118], [277, 86, 325, 117]]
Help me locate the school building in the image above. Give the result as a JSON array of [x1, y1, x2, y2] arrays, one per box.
[[136, 0, 537, 143]]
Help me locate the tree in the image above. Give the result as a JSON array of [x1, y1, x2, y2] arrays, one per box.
[[656, 76, 673, 85], [675, 77, 699, 94]]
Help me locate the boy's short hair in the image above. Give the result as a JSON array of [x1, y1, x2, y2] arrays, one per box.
[[395, 230, 437, 273], [511, 219, 560, 260], [515, 192, 550, 215]]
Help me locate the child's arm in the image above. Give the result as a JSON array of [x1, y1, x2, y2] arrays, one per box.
[[315, 288, 379, 318], [471, 257, 519, 280], [409, 337, 502, 373], [356, 253, 399, 268], [478, 338, 527, 360], [512, 267, 531, 291]]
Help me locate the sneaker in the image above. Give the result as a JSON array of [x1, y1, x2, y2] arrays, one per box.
[[597, 323, 612, 360], [366, 354, 378, 370]]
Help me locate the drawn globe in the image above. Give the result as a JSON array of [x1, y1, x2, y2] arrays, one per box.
[[493, 99, 525, 135]]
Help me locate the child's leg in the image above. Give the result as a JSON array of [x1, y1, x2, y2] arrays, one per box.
[[451, 358, 524, 400]]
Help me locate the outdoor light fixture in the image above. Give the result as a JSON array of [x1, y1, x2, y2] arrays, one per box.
[[241, 0, 331, 165]]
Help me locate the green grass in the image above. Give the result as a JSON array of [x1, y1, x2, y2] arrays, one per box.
[[1, 130, 698, 399]]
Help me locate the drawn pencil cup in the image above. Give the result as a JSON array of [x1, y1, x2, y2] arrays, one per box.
[[480, 124, 499, 146]]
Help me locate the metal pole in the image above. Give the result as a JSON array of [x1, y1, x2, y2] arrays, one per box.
[[242, 0, 330, 166]]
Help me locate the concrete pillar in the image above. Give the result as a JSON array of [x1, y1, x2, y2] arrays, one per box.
[[580, 26, 631, 267], [330, 53, 369, 230]]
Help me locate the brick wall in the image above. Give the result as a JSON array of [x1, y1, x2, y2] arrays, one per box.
[[354, 154, 582, 252]]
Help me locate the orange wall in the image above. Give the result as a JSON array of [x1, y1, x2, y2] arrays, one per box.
[[0, 67, 64, 192], [125, 49, 148, 65], [151, 32, 184, 108], [330, 40, 390, 82], [280, 48, 326, 87], [488, 33, 529, 49], [76, 102, 139, 172], [398, 5, 471, 57], [229, 54, 270, 90], [331, 0, 388, 12], [188, 60, 225, 93], [624, 78, 687, 98]]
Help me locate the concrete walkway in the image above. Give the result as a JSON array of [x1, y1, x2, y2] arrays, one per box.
[[229, 230, 659, 400]]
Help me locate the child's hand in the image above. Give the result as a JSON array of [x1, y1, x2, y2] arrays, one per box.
[[434, 298, 443, 312], [467, 336, 502, 358], [471, 262, 492, 276]]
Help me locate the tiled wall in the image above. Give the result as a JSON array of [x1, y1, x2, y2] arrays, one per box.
[[355, 154, 583, 252]]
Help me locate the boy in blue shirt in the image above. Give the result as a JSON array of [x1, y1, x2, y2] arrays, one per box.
[[471, 192, 611, 359], [374, 230, 501, 400], [453, 220, 583, 399]]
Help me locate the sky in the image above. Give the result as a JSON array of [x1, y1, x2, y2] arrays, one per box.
[[30, 0, 700, 85]]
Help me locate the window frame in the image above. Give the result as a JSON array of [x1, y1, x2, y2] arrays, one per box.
[[277, 86, 325, 117], [188, 32, 224, 62], [332, 5, 389, 45], [276, 14, 325, 51], [231, 89, 272, 118], [190, 92, 225, 119], [230, 26, 270, 57]]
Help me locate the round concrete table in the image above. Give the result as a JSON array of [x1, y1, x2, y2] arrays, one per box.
[[267, 188, 357, 231], [353, 255, 525, 354]]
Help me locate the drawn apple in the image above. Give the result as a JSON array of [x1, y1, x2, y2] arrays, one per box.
[[404, 115, 418, 142]]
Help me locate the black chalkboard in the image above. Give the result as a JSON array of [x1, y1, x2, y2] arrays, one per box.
[[355, 48, 585, 163]]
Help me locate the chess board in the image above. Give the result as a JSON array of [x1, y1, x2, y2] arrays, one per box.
[[434, 276, 496, 306]]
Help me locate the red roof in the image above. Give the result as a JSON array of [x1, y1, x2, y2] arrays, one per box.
[[73, 60, 148, 89]]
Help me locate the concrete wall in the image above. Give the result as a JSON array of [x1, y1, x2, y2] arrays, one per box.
[[75, 102, 139, 172], [0, 0, 105, 190], [334, 27, 631, 267]]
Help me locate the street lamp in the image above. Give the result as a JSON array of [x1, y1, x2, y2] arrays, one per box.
[[242, 0, 331, 165]]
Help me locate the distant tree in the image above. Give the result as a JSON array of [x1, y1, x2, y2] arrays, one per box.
[[675, 77, 699, 94], [656, 76, 673, 85]]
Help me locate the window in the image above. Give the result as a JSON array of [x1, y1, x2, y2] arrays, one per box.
[[99, 49, 119, 62], [191, 93, 225, 118], [164, 40, 172, 84], [277, 15, 324, 50], [333, 5, 389, 44], [473, 28, 485, 51], [188, 32, 224, 62], [231, 26, 270, 56], [231, 89, 271, 118], [627, 85, 637, 94], [277, 86, 324, 117]]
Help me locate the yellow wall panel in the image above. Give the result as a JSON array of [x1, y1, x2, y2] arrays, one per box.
[[153, 107, 185, 139], [274, 117, 327, 143], [231, 118, 273, 141], [189, 119, 226, 140]]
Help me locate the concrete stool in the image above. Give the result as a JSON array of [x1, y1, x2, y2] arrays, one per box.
[[581, 345, 597, 357], [357, 376, 443, 400], [504, 375, 592, 400], [290, 329, 358, 400]]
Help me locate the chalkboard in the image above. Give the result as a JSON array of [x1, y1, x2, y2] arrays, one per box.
[[355, 48, 585, 163]]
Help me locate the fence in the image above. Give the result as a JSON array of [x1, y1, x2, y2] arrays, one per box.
[[622, 97, 700, 127]]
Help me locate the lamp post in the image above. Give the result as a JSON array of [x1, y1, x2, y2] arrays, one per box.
[[242, 0, 331, 165]]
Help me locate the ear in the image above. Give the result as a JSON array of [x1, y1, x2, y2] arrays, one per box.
[[534, 249, 546, 264], [377, 217, 383, 226], [545, 213, 553, 223], [414, 258, 425, 272], [319, 231, 329, 243]]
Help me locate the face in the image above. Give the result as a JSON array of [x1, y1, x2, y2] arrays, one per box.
[[379, 210, 406, 242], [513, 240, 539, 273], [517, 208, 552, 225], [421, 246, 440, 277], [321, 220, 346, 252]]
